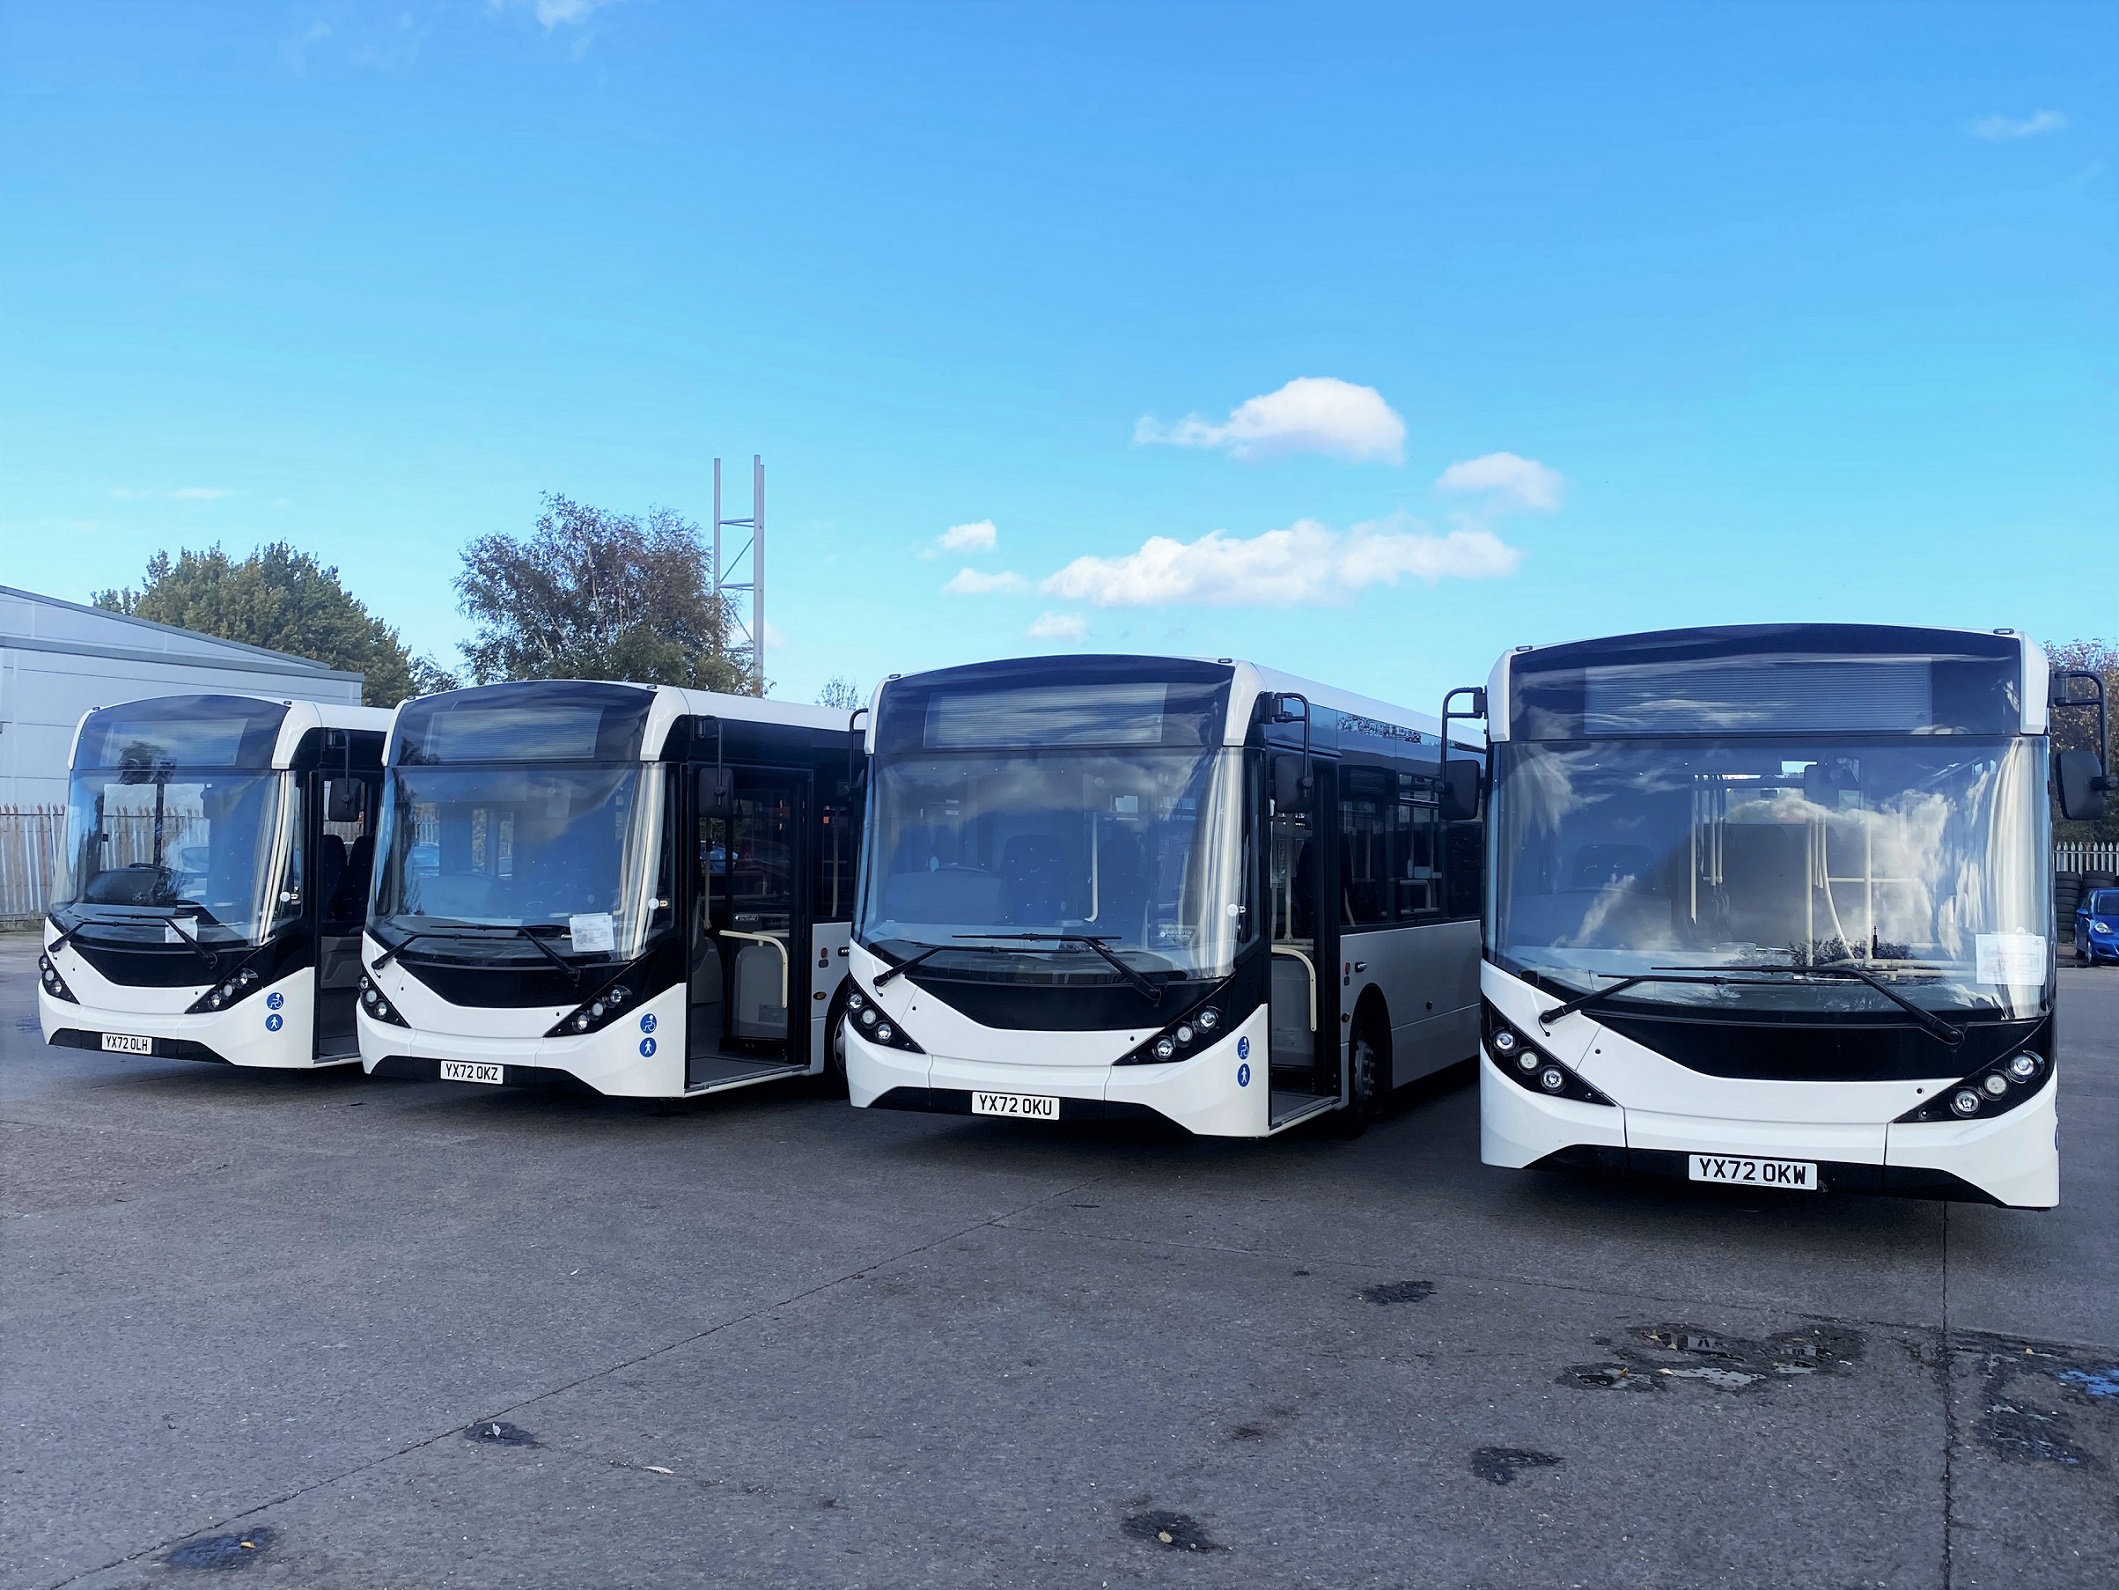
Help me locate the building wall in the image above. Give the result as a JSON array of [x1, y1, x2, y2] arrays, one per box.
[[0, 586, 364, 809]]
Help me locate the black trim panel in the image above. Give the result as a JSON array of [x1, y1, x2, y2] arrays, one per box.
[[369, 1054, 602, 1096], [867, 1085, 1166, 1126], [1590, 1008, 2044, 1084], [1531, 1143, 2007, 1206], [47, 1027, 230, 1065]]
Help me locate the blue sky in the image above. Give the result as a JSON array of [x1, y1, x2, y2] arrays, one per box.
[[2, 0, 2114, 710]]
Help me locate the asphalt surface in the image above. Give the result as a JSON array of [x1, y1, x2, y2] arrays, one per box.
[[3, 935, 2115, 1590]]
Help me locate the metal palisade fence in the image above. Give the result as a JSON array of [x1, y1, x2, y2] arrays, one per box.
[[2054, 841, 2119, 876], [1, 806, 67, 923]]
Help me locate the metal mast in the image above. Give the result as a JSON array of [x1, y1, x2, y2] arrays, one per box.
[[712, 454, 765, 694]]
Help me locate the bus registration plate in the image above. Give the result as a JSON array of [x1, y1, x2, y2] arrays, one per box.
[[440, 1061, 504, 1086], [972, 1091, 1060, 1121], [1688, 1154, 1817, 1191], [100, 1033, 154, 1055]]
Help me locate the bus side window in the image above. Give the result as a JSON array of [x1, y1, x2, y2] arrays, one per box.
[[1339, 770, 1392, 929], [1446, 813, 1482, 920]]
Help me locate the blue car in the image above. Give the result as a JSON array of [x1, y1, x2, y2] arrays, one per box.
[[2077, 887, 2119, 965]]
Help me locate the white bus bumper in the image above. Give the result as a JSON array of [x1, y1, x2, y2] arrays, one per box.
[[39, 958, 330, 1070]]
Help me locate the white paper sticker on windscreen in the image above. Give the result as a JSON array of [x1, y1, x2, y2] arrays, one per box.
[[569, 913, 615, 953], [1976, 933, 2045, 984]]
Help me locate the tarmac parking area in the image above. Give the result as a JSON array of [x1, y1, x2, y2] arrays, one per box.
[[3, 936, 2115, 1590]]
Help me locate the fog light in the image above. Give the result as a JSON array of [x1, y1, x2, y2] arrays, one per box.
[[1492, 1029, 1518, 1057], [1982, 1073, 2009, 1097], [875, 1023, 895, 1043], [1539, 1067, 1565, 1093], [1175, 1024, 1194, 1044], [2007, 1053, 2040, 1082], [1951, 1089, 1982, 1117], [1196, 1008, 1218, 1031], [1154, 1037, 1177, 1060]]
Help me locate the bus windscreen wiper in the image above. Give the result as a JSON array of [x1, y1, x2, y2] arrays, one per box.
[[369, 922, 582, 984], [874, 942, 950, 987], [1539, 963, 1964, 1047], [960, 933, 1165, 1005]]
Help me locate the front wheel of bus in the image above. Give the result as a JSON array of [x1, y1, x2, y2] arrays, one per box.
[[811, 983, 852, 1098], [1323, 1023, 1386, 1137]]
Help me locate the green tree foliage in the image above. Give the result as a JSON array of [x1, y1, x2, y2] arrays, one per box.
[[455, 494, 752, 693], [2049, 637, 2119, 844], [815, 675, 864, 711], [94, 543, 457, 708]]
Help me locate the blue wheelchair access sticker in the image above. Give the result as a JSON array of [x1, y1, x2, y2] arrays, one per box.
[[265, 992, 285, 1010], [639, 1036, 657, 1058], [1237, 1062, 1251, 1088], [1237, 1035, 1250, 1060], [640, 1013, 657, 1033], [264, 1013, 284, 1032]]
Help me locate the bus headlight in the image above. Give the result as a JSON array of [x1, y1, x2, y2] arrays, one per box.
[[846, 986, 925, 1054], [359, 974, 411, 1029], [1897, 1049, 2050, 1124], [1481, 1002, 1614, 1107], [1113, 994, 1235, 1066], [38, 953, 78, 1005], [186, 966, 262, 1015], [545, 983, 636, 1038]]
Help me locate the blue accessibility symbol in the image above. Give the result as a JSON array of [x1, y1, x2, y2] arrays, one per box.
[[264, 1013, 284, 1032], [266, 991, 285, 1010], [1237, 1062, 1251, 1088], [639, 1036, 657, 1058], [640, 1013, 657, 1033], [1237, 1035, 1250, 1060]]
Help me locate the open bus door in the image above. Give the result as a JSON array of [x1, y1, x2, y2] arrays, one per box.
[[687, 761, 812, 1089], [311, 747, 382, 1061], [1264, 692, 1341, 1127]]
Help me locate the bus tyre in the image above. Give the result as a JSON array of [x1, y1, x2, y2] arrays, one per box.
[[811, 983, 852, 1098], [1323, 1023, 1386, 1137]]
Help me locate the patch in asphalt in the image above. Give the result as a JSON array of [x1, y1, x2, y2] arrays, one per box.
[[1959, 1337, 2114, 1470], [1470, 1447, 1563, 1486], [165, 1527, 273, 1569], [463, 1420, 537, 1446], [1360, 1279, 1434, 1305], [1122, 1510, 1221, 1552], [1562, 1322, 1864, 1394]]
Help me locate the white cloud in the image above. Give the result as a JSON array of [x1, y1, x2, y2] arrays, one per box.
[[1970, 110, 2067, 141], [1027, 612, 1088, 643], [922, 519, 998, 558], [1134, 377, 1406, 463], [1041, 515, 1521, 609], [943, 568, 1029, 596], [762, 619, 789, 650], [489, 0, 626, 26], [1434, 452, 1564, 511]]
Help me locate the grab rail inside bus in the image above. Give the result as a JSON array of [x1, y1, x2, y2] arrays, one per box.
[[717, 928, 789, 1008], [1272, 944, 1318, 1032]]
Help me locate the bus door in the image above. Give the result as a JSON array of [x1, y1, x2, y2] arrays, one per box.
[[688, 764, 811, 1088], [1267, 754, 1339, 1120], [313, 764, 382, 1059]]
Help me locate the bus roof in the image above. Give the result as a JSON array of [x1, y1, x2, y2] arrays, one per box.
[[388, 679, 857, 765], [69, 692, 393, 773]]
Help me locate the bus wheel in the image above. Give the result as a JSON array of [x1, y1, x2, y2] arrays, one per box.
[[811, 983, 852, 1098], [1323, 1021, 1386, 1137]]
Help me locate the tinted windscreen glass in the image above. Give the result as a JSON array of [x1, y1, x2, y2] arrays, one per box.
[[1490, 735, 2049, 1018], [394, 683, 653, 764], [1511, 627, 2022, 738], [75, 697, 287, 771], [877, 667, 1230, 756]]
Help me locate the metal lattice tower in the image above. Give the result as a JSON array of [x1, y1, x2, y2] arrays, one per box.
[[712, 455, 765, 695]]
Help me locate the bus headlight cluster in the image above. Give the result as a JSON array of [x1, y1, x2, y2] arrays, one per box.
[[1113, 1001, 1225, 1066], [1482, 1005, 1615, 1108], [359, 974, 410, 1028], [546, 984, 637, 1038], [846, 989, 925, 1054], [1897, 1050, 2049, 1124], [186, 966, 262, 1014], [37, 953, 78, 1004]]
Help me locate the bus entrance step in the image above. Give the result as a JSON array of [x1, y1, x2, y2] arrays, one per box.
[[1269, 1090, 1340, 1129]]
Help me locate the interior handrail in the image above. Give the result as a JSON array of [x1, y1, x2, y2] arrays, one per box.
[[1271, 944, 1318, 1032], [716, 928, 789, 1007]]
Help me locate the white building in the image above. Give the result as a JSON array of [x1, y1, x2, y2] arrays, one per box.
[[0, 584, 365, 809]]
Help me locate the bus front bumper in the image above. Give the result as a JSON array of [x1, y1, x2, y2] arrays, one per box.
[[1480, 1056, 2059, 1209]]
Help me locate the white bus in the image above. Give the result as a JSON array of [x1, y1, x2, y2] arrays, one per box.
[[842, 654, 1485, 1136], [358, 681, 863, 1099], [39, 693, 394, 1069], [1472, 623, 2108, 1209]]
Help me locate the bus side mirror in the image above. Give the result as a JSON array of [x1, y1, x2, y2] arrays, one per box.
[[2057, 748, 2110, 823], [1271, 754, 1310, 812], [1440, 760, 1480, 822], [700, 766, 735, 819], [326, 780, 367, 824]]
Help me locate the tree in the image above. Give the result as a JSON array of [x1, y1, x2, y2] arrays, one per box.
[[2049, 638, 2119, 844], [456, 495, 752, 693], [94, 543, 457, 708], [815, 676, 864, 711]]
